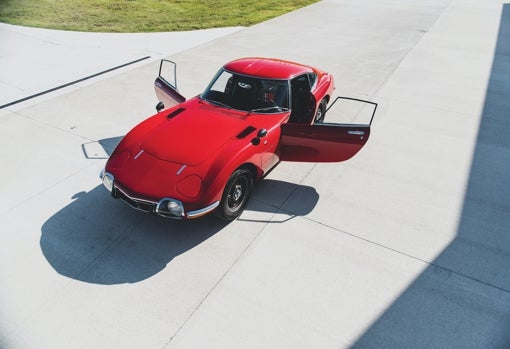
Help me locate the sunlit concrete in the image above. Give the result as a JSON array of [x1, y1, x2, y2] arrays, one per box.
[[0, 23, 243, 108], [1, 0, 509, 348]]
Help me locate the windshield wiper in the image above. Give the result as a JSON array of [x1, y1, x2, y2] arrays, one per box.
[[249, 106, 289, 114]]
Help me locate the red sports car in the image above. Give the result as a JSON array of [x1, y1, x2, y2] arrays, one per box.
[[101, 57, 376, 220]]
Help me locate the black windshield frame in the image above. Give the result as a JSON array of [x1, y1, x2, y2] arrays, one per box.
[[201, 69, 290, 113]]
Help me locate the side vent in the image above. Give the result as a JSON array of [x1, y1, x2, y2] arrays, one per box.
[[167, 108, 185, 119], [236, 126, 256, 139]]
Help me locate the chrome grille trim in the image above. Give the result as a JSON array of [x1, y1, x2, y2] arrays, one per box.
[[113, 186, 157, 213]]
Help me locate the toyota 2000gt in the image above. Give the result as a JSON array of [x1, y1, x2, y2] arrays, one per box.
[[101, 57, 377, 220]]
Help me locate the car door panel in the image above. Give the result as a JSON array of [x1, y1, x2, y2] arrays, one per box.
[[154, 60, 186, 109], [279, 96, 376, 163], [279, 123, 371, 162]]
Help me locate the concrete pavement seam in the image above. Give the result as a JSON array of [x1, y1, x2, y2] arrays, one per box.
[[162, 210, 281, 348], [0, 56, 151, 110], [293, 215, 510, 296]]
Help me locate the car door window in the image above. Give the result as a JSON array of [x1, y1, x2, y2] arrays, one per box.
[[308, 73, 318, 90], [289, 74, 315, 123], [154, 60, 186, 109]]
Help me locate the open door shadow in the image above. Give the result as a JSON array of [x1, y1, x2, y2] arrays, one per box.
[[241, 179, 320, 223], [82, 136, 123, 159]]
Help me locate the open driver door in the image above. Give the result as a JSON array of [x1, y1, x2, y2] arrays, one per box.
[[154, 60, 186, 110], [280, 97, 377, 162]]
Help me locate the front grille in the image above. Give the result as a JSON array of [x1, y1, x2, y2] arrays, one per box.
[[113, 187, 156, 213]]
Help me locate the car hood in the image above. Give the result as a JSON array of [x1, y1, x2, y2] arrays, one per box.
[[140, 104, 246, 166]]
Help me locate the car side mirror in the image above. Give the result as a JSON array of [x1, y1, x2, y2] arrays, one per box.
[[257, 129, 267, 138], [156, 101, 165, 112], [251, 129, 267, 145]]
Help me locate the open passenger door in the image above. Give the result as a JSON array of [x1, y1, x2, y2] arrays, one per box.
[[280, 97, 377, 162], [154, 60, 186, 109]]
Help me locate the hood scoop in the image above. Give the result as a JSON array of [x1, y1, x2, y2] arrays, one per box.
[[236, 126, 256, 139], [167, 108, 185, 119]]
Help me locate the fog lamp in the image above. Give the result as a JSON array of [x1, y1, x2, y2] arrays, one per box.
[[167, 201, 182, 215], [156, 198, 184, 218]]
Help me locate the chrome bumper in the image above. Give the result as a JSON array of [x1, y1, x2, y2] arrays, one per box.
[[101, 170, 218, 219]]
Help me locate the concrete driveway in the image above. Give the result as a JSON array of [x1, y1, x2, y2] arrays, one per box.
[[1, 0, 509, 348]]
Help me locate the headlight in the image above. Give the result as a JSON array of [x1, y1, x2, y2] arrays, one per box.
[[156, 198, 184, 218], [102, 172, 115, 192]]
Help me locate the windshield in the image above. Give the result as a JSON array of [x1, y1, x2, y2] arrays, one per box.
[[201, 69, 290, 113]]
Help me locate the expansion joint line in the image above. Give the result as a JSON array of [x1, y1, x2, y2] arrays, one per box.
[[302, 217, 510, 295], [0, 56, 151, 109], [163, 208, 282, 348]]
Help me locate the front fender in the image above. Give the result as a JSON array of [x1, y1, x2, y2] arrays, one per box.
[[200, 138, 262, 204]]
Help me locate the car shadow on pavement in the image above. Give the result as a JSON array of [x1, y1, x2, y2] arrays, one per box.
[[40, 185, 228, 285], [40, 179, 318, 285]]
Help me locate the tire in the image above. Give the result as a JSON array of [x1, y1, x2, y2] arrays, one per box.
[[215, 168, 253, 221], [314, 99, 327, 123]]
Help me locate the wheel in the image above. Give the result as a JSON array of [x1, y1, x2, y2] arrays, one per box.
[[314, 99, 327, 123], [216, 168, 253, 221]]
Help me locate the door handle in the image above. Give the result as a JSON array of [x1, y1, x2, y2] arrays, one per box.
[[348, 130, 365, 136]]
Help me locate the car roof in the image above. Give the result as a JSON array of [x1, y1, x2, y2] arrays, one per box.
[[223, 57, 314, 80]]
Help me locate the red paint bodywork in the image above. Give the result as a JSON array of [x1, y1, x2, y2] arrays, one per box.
[[103, 58, 373, 218]]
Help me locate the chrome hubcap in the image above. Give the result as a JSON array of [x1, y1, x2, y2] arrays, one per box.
[[315, 108, 323, 122], [233, 184, 243, 202], [227, 179, 247, 211]]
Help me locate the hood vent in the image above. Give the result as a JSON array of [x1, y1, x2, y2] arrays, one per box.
[[236, 126, 256, 139], [167, 108, 185, 119]]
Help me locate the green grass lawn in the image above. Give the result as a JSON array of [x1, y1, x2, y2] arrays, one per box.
[[0, 0, 319, 32]]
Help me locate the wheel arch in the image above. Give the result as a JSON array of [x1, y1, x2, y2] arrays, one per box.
[[214, 163, 256, 221], [201, 152, 262, 205], [237, 162, 260, 181]]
